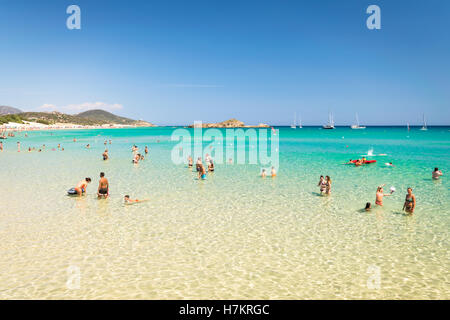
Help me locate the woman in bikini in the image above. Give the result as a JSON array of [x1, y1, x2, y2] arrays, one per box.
[[325, 176, 332, 194], [403, 188, 416, 214]]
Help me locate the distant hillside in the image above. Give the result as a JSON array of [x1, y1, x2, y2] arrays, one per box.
[[0, 106, 22, 115], [189, 118, 269, 128], [0, 109, 154, 126], [76, 109, 141, 125]]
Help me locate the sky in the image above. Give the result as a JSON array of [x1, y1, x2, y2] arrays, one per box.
[[0, 0, 449, 126]]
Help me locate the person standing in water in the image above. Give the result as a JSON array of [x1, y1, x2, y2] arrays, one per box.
[[145, 146, 149, 154], [318, 175, 326, 194], [271, 166, 276, 177], [375, 185, 392, 206], [261, 169, 267, 178], [403, 188, 416, 214], [325, 176, 332, 194], [365, 202, 372, 211], [432, 168, 443, 180], [0, 141, 3, 151], [187, 155, 193, 168], [17, 141, 20, 152], [97, 172, 109, 199], [75, 178, 91, 196], [102, 149, 109, 160]]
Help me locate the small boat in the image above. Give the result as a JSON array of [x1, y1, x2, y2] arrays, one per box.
[[291, 112, 297, 129], [323, 112, 335, 129], [351, 113, 366, 129], [420, 114, 428, 131]]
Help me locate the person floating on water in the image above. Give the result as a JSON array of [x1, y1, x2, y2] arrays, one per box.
[[74, 178, 91, 196], [403, 187, 416, 214], [97, 172, 109, 199], [102, 149, 109, 160], [375, 184, 393, 206], [385, 162, 395, 167], [432, 168, 443, 180], [124, 195, 149, 204]]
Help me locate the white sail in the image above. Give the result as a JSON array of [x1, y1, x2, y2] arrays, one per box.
[[291, 112, 296, 129], [351, 113, 366, 129], [420, 114, 428, 130]]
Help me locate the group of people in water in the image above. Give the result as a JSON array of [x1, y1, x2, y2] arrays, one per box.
[[359, 167, 443, 214], [187, 153, 215, 180]]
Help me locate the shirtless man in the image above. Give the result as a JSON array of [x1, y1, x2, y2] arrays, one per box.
[[375, 185, 392, 206], [145, 146, 149, 154], [271, 166, 277, 177], [102, 149, 109, 160], [432, 168, 443, 180], [75, 178, 91, 196], [97, 172, 109, 198]]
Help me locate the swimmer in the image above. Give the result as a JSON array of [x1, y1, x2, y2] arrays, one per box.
[[102, 149, 109, 160], [344, 159, 353, 164], [187, 155, 193, 168], [97, 172, 109, 199], [318, 175, 326, 194], [271, 166, 276, 177], [104, 140, 107, 145], [432, 168, 443, 180], [385, 162, 395, 167], [17, 141, 20, 152], [124, 195, 149, 204], [325, 176, 332, 194], [355, 159, 362, 166], [139, 154, 144, 160], [57, 144, 60, 149], [261, 169, 267, 178], [402, 187, 416, 214], [109, 140, 112, 144], [73, 138, 77, 142], [86, 144, 90, 149], [74, 177, 91, 196], [375, 185, 392, 206], [365, 202, 372, 211], [145, 146, 148, 154]]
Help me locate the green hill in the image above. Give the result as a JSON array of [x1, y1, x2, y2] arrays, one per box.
[[0, 109, 154, 126], [76, 109, 139, 125]]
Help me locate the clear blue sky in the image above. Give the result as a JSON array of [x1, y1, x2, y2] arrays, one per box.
[[0, 0, 449, 125]]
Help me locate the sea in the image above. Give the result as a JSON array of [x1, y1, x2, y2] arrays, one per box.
[[0, 126, 448, 299]]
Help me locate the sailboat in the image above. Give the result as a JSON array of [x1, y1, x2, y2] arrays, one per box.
[[291, 112, 297, 129], [298, 115, 303, 128], [323, 112, 335, 129], [420, 114, 428, 131], [407, 122, 410, 131], [351, 113, 366, 129]]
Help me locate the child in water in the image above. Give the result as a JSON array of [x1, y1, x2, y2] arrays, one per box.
[[261, 169, 267, 178], [271, 166, 276, 177], [365, 202, 372, 211], [124, 195, 149, 204]]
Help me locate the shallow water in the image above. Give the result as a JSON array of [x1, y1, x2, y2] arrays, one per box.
[[0, 126, 449, 299]]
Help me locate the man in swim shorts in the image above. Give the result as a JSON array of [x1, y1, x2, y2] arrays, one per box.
[[102, 149, 109, 160], [97, 172, 109, 199], [75, 178, 91, 196]]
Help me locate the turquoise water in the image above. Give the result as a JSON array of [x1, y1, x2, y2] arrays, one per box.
[[0, 126, 449, 299]]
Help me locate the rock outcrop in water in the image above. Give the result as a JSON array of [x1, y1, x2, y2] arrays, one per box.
[[189, 118, 269, 128]]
